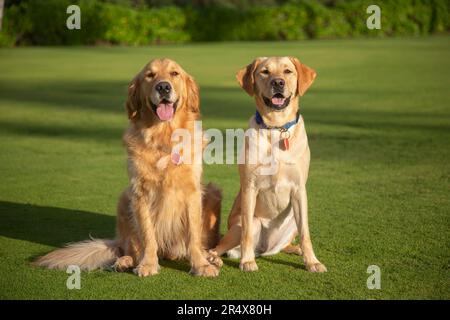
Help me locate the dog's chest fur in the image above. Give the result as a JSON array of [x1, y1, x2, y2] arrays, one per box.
[[125, 123, 202, 258], [248, 116, 310, 220]]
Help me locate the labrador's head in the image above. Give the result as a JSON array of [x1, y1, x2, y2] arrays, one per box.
[[236, 57, 316, 125], [126, 58, 199, 122]]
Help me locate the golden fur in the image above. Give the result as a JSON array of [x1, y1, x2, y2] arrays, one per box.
[[35, 58, 221, 277]]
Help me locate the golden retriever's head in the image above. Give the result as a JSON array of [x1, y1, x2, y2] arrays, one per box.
[[126, 58, 199, 122], [236, 57, 316, 125]]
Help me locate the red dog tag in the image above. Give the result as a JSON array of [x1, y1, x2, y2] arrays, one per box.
[[281, 138, 289, 151], [279, 128, 290, 151]]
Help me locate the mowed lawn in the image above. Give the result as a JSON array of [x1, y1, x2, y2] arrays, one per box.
[[0, 37, 449, 300]]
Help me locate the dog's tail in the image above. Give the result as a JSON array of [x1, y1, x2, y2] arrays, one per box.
[[33, 238, 119, 271], [202, 183, 222, 249]]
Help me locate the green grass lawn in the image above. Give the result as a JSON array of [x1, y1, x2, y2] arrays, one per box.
[[0, 37, 449, 299]]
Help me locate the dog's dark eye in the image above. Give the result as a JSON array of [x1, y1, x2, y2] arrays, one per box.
[[284, 69, 293, 74], [261, 69, 270, 75], [170, 71, 179, 77], [146, 72, 155, 79]]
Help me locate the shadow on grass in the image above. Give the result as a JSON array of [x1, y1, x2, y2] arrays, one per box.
[[205, 254, 303, 270], [0, 120, 124, 142], [0, 201, 115, 247], [0, 79, 128, 114], [221, 258, 240, 269], [259, 256, 305, 270], [0, 201, 192, 274]]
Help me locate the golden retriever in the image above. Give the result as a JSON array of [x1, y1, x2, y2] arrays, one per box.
[[208, 57, 327, 273], [35, 58, 222, 277]]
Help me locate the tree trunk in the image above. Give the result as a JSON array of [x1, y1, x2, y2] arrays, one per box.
[[0, 0, 4, 31]]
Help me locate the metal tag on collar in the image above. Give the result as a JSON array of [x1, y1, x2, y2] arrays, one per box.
[[279, 127, 291, 151]]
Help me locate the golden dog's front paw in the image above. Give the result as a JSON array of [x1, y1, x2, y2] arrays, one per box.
[[306, 262, 327, 273], [240, 260, 258, 272], [133, 263, 160, 277], [190, 264, 219, 277], [113, 256, 134, 272], [207, 250, 223, 268]]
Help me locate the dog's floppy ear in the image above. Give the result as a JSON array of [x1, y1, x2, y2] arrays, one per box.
[[125, 75, 141, 120], [236, 58, 263, 96], [289, 57, 317, 96], [185, 73, 200, 113]]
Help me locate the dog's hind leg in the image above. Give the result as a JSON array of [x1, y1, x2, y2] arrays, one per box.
[[282, 244, 302, 256], [281, 231, 302, 256], [282, 234, 302, 256], [208, 217, 262, 267], [208, 191, 261, 268], [207, 224, 241, 267]]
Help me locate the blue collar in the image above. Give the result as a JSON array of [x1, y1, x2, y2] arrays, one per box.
[[254, 111, 299, 130]]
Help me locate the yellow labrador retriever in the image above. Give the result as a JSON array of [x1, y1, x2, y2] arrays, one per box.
[[209, 57, 327, 273]]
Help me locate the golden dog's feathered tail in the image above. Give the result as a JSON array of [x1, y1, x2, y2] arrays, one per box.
[[33, 238, 119, 271], [33, 183, 222, 271]]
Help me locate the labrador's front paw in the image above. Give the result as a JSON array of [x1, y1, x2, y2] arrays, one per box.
[[240, 260, 258, 272]]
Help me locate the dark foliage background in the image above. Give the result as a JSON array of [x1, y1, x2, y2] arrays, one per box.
[[1, 0, 449, 46]]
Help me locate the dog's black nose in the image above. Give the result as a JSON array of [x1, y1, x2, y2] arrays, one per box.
[[155, 81, 171, 95], [270, 78, 285, 89]]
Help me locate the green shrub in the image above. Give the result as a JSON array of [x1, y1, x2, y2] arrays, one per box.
[[300, 0, 352, 39], [430, 0, 450, 33], [102, 4, 189, 45], [0, 0, 106, 45], [1, 0, 449, 46], [337, 0, 377, 37], [23, 0, 72, 45], [276, 5, 309, 40], [148, 6, 190, 43], [102, 4, 147, 45], [186, 6, 244, 41]]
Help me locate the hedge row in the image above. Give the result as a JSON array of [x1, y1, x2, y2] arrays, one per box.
[[1, 0, 449, 46]]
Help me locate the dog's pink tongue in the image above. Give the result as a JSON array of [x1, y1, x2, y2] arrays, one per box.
[[156, 103, 174, 121], [272, 97, 286, 106]]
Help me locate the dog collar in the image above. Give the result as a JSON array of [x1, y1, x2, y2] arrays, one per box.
[[254, 111, 299, 131], [254, 111, 300, 151]]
